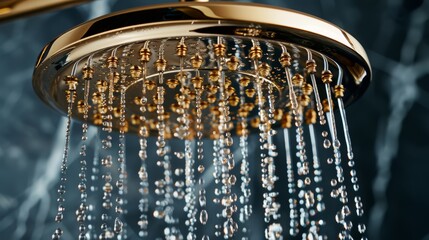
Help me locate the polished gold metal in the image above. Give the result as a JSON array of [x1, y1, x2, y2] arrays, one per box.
[[322, 99, 334, 112], [239, 76, 251, 87], [96, 80, 107, 93], [64, 75, 78, 91], [214, 43, 227, 57], [250, 117, 260, 129], [191, 53, 203, 69], [281, 113, 292, 129], [334, 85, 345, 98], [180, 0, 210, 2], [258, 63, 271, 77], [33, 2, 371, 71], [302, 83, 313, 96], [292, 74, 304, 87], [139, 47, 151, 62], [93, 113, 102, 125], [33, 3, 372, 238], [191, 76, 203, 89], [249, 46, 263, 60], [306, 59, 317, 74], [176, 42, 188, 57], [300, 95, 311, 107], [155, 58, 168, 72], [305, 109, 317, 125], [33, 1, 371, 135], [245, 89, 256, 98], [279, 52, 291, 67], [130, 65, 142, 79], [77, 100, 85, 114], [0, 0, 90, 22], [107, 56, 118, 69], [82, 66, 94, 80], [321, 70, 333, 84], [227, 56, 240, 71], [167, 79, 180, 89]]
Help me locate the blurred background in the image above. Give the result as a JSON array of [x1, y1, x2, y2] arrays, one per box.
[[0, 0, 428, 239]]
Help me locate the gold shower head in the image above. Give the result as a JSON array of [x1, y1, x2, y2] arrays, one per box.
[[33, 1, 371, 136], [32, 1, 371, 239]]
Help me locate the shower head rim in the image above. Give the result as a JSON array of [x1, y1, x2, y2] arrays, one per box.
[[32, 1, 372, 125], [34, 2, 371, 74]]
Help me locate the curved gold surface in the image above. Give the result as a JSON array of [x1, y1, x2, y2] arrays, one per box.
[[33, 1, 372, 128], [33, 2, 369, 66], [35, 2, 370, 70], [0, 0, 90, 22]]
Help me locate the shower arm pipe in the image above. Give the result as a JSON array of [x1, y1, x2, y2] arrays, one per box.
[[0, 0, 92, 23]]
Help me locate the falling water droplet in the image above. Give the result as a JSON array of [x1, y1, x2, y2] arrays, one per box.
[[58, 205, 65, 212], [55, 213, 63, 222], [199, 210, 208, 224], [304, 191, 315, 208], [307, 231, 316, 240], [333, 139, 341, 149], [175, 152, 185, 159], [353, 184, 360, 191], [323, 139, 331, 149], [227, 156, 235, 170], [335, 211, 345, 223], [199, 194, 207, 207], [289, 227, 299, 236], [357, 208, 364, 216], [55, 227, 63, 236], [358, 223, 366, 233], [338, 231, 346, 240], [316, 202, 325, 212], [223, 219, 236, 238], [343, 221, 353, 231], [266, 223, 283, 240], [78, 183, 86, 192], [341, 205, 351, 216]]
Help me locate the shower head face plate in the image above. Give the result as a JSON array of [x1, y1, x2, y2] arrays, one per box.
[[33, 2, 371, 136]]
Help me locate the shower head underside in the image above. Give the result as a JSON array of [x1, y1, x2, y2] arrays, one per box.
[[33, 2, 371, 137], [33, 2, 372, 239]]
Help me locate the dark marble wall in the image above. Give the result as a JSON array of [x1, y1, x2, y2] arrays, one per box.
[[0, 0, 428, 239]]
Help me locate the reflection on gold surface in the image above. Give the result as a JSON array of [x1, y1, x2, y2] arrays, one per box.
[[0, 0, 90, 22], [0, 8, 12, 15], [0, 0, 20, 9]]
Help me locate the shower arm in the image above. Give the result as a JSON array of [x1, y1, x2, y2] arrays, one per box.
[[0, 0, 91, 23]]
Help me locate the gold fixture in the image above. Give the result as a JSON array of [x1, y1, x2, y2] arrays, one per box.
[[0, 0, 90, 22], [33, 1, 371, 239]]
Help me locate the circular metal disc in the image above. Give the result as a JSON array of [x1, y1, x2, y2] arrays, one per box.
[[33, 2, 371, 133]]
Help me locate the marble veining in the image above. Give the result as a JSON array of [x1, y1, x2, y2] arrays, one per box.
[[0, 0, 428, 239]]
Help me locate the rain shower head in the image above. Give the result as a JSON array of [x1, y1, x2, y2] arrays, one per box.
[[32, 1, 371, 239], [33, 1, 371, 135]]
